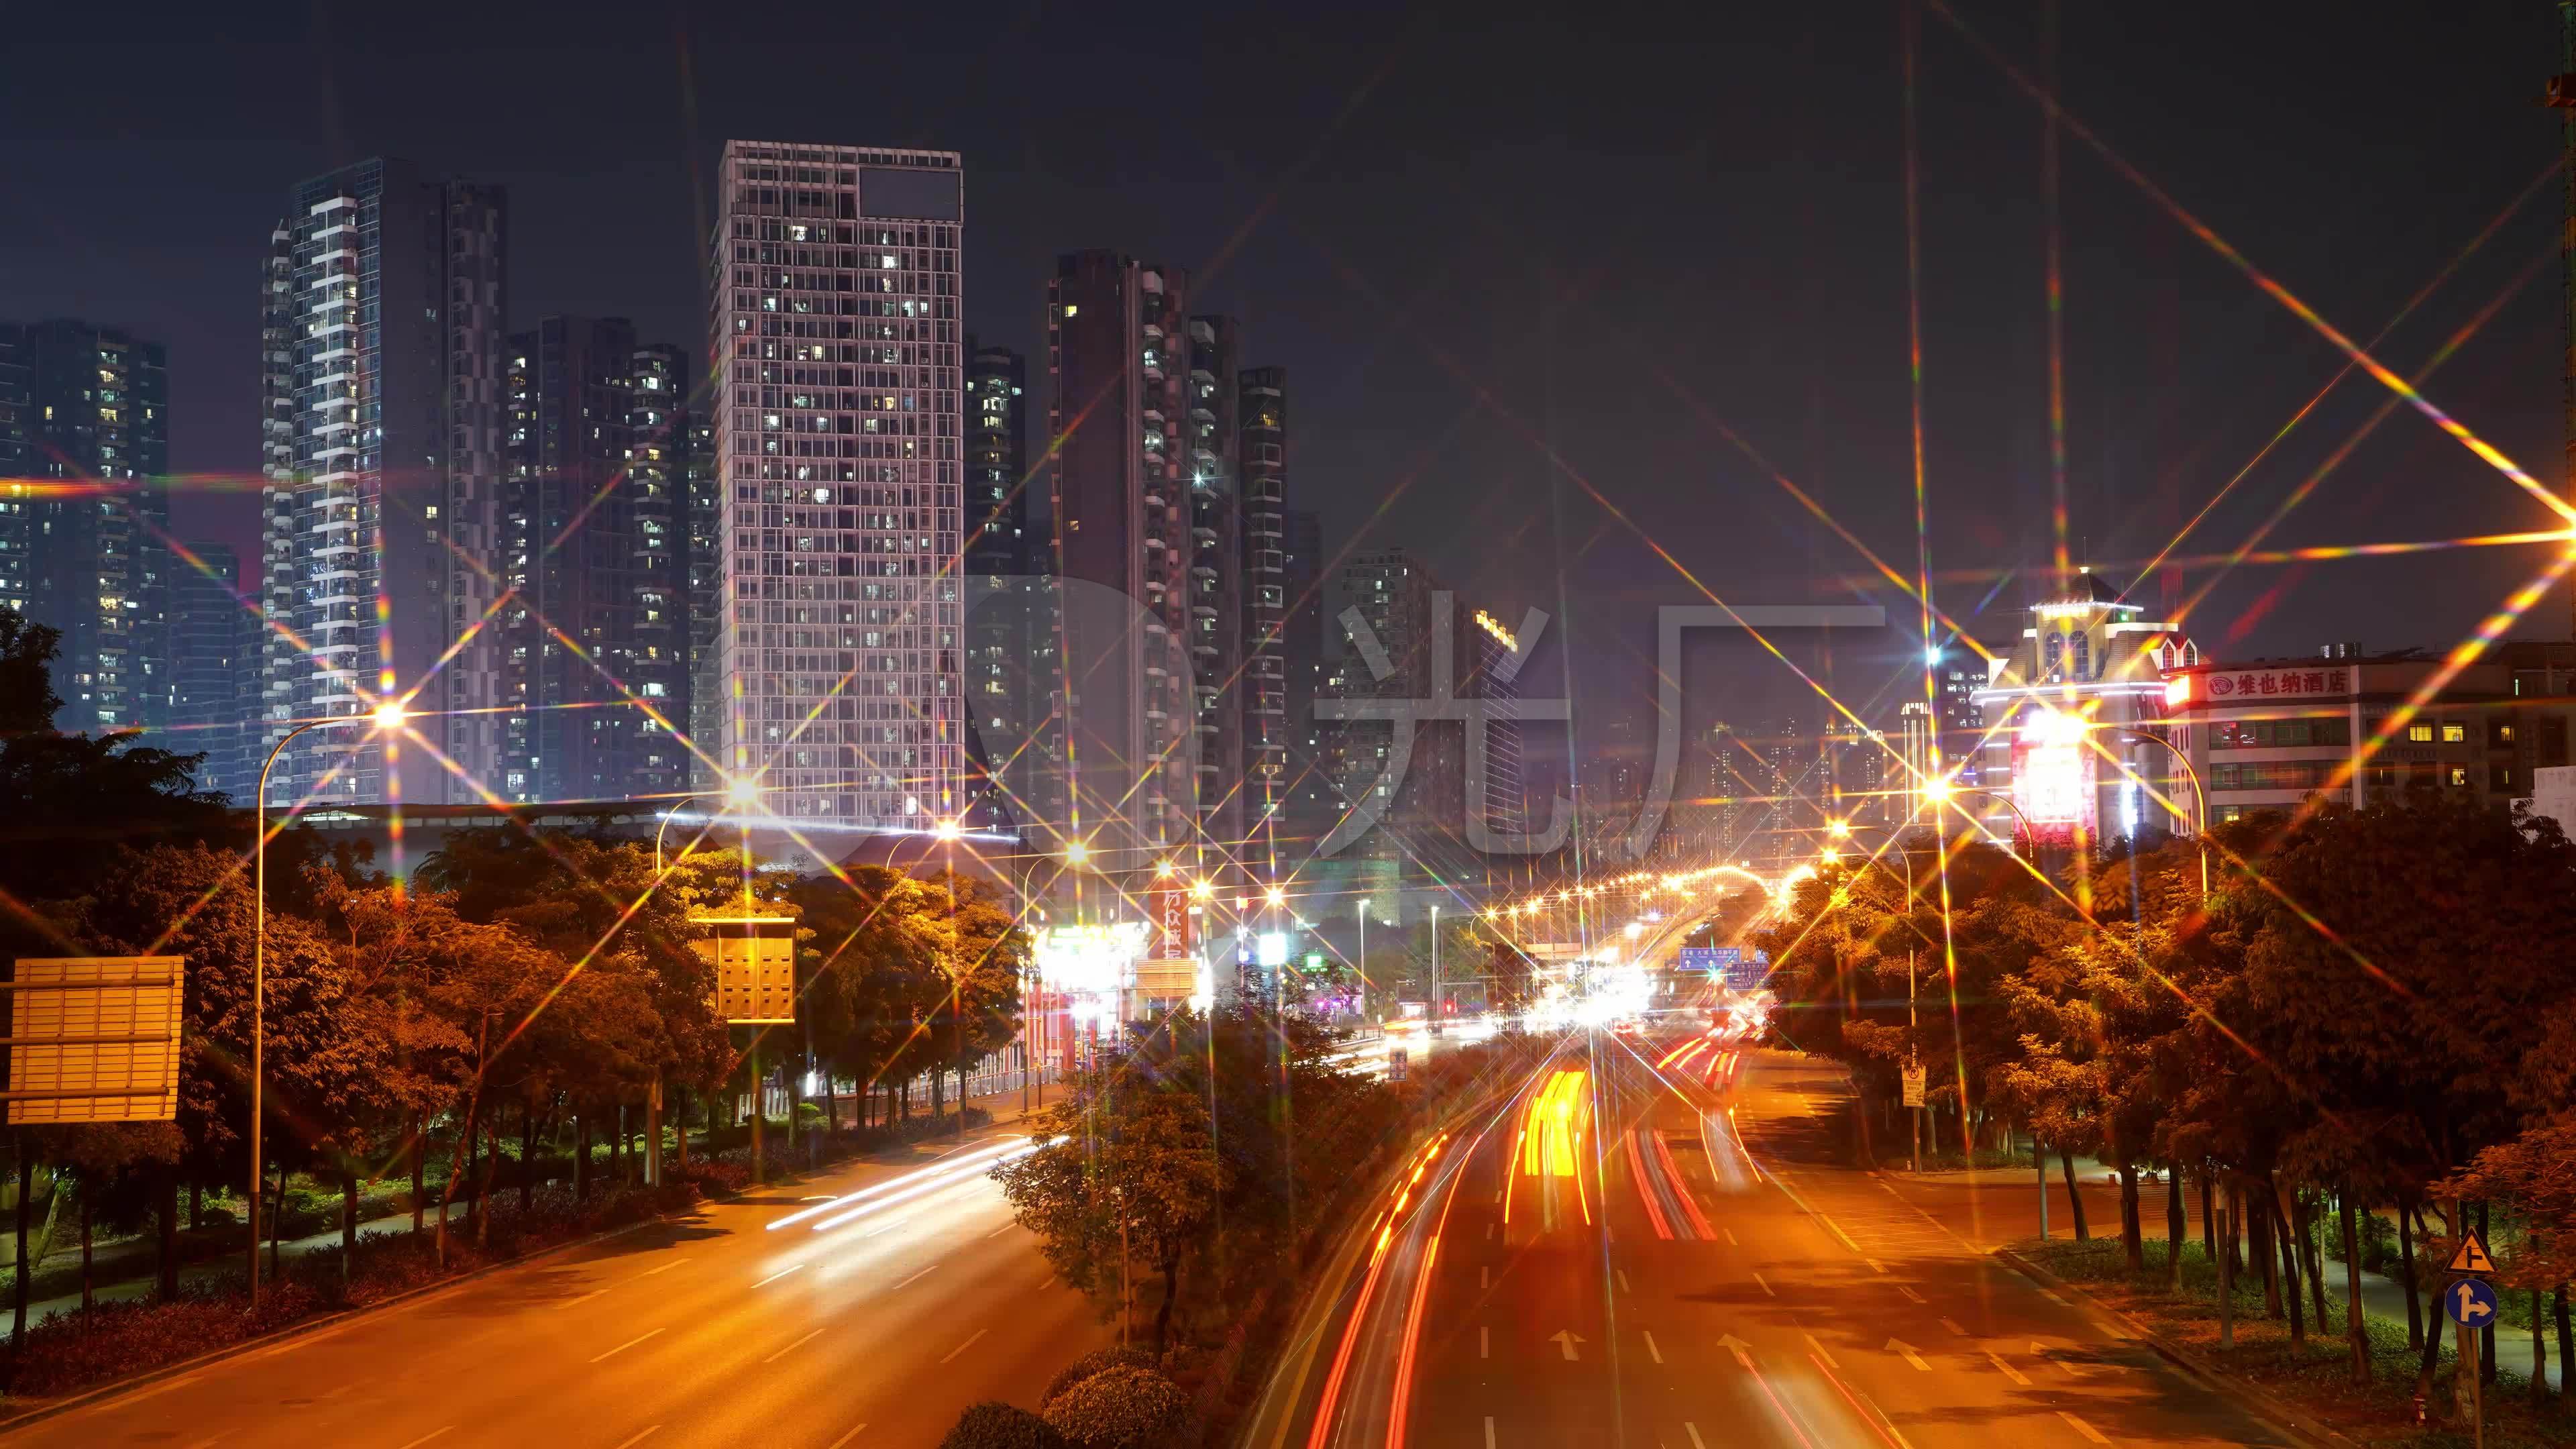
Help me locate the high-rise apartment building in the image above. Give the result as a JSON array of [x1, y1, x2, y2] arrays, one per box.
[[497, 317, 692, 802], [260, 160, 507, 806], [685, 407, 720, 786], [1315, 549, 1524, 888], [1183, 315, 1244, 855], [1239, 366, 1289, 865], [1047, 252, 1206, 859], [0, 320, 171, 733], [963, 339, 1041, 831], [1279, 507, 1330, 852], [170, 541, 262, 800], [707, 142, 965, 825]]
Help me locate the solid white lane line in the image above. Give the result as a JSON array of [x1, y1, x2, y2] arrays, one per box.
[[2058, 1411, 2111, 1444], [611, 1429, 661, 1449], [823, 1427, 867, 1449], [764, 1328, 827, 1364], [1752, 1271, 1776, 1297], [753, 1264, 805, 1288], [894, 1265, 938, 1291], [394, 1430, 453, 1449], [1987, 1351, 2029, 1386], [938, 1328, 989, 1364], [1643, 1330, 1663, 1364], [589, 1328, 664, 1364], [555, 1289, 607, 1311]]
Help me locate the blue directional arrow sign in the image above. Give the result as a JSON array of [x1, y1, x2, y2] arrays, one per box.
[[2445, 1277, 2498, 1328]]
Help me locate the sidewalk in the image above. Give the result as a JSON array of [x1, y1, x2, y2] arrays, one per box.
[[1881, 1160, 2564, 1391], [4, 1075, 1066, 1340]]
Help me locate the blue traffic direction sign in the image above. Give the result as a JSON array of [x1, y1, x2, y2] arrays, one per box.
[[2445, 1277, 2498, 1328], [1678, 946, 1766, 989]]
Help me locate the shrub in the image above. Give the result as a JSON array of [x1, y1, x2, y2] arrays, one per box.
[[941, 1401, 1071, 1449], [1040, 1364, 1191, 1448], [1040, 1344, 1157, 1407]]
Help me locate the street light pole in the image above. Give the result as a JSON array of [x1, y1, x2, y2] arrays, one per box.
[[1430, 904, 1441, 1030], [249, 702, 407, 1305], [2109, 722, 2212, 900], [1356, 898, 1370, 1025]]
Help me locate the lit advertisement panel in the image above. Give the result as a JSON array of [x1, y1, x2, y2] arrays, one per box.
[[2012, 733, 2094, 843]]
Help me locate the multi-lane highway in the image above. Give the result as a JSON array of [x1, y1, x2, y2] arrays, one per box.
[[1249, 1027, 2302, 1449], [15, 1123, 1108, 1449]]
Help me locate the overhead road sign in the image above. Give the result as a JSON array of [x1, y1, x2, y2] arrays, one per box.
[[691, 916, 798, 1023], [5, 957, 184, 1123]]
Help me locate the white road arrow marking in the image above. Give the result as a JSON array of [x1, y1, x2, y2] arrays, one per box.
[[1550, 1330, 1585, 1361], [1886, 1338, 1930, 1371], [1717, 1333, 1754, 1369]]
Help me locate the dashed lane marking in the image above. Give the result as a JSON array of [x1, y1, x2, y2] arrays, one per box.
[[588, 1328, 663, 1364], [763, 1328, 827, 1364], [2058, 1411, 2111, 1444], [938, 1328, 989, 1364]]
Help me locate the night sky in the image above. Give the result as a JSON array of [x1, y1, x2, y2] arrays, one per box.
[[7, 1, 2568, 736]]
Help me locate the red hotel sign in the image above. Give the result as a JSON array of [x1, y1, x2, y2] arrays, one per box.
[[1150, 889, 1193, 960], [2203, 667, 2349, 701]]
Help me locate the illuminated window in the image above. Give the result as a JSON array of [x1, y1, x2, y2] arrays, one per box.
[[2440, 723, 2466, 743], [2449, 765, 2469, 787], [2406, 723, 2434, 743]]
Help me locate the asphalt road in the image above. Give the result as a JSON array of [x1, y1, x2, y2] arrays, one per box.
[[1248, 1030, 2306, 1449], [11, 1122, 1109, 1448]]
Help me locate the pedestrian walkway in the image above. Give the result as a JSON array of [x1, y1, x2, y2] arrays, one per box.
[[3, 1074, 1065, 1340]]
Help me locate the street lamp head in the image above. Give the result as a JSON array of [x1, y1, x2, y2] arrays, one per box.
[[724, 779, 761, 810], [369, 701, 409, 731], [932, 818, 961, 841], [1265, 886, 1287, 908], [1153, 857, 1175, 877], [1189, 877, 1215, 901], [1063, 839, 1091, 866], [1827, 818, 1852, 839], [1921, 775, 1956, 806]]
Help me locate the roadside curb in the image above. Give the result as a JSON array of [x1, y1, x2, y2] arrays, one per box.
[[0, 1197, 707, 1440], [1995, 1248, 2357, 1448]]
